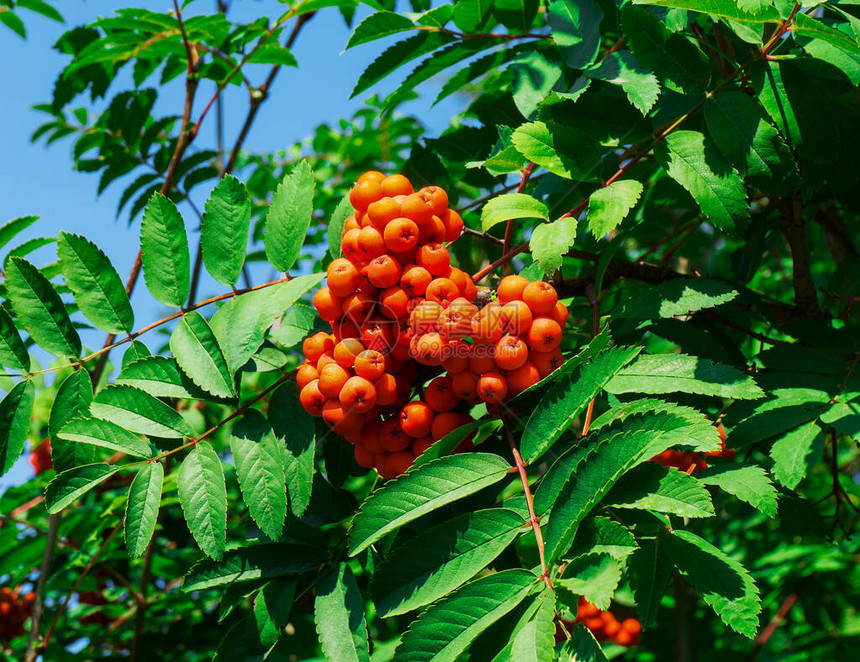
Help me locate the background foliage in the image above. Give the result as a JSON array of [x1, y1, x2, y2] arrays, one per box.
[[1, 0, 860, 660]]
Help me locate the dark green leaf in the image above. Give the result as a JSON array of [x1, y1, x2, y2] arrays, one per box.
[[314, 563, 370, 662], [769, 420, 824, 489], [549, 0, 604, 70], [607, 463, 715, 518], [347, 11, 415, 49], [202, 175, 252, 287], [45, 463, 118, 513], [125, 461, 164, 557], [616, 278, 737, 318], [0, 305, 30, 370], [629, 532, 672, 627], [696, 465, 778, 517], [49, 370, 96, 471], [117, 355, 204, 399], [90, 385, 195, 438], [264, 161, 315, 273], [558, 553, 622, 610], [178, 443, 227, 559], [57, 417, 152, 458], [587, 179, 644, 238], [0, 380, 35, 477], [586, 50, 660, 115], [170, 311, 236, 398], [327, 194, 353, 258], [140, 192, 190, 307], [269, 382, 315, 517]]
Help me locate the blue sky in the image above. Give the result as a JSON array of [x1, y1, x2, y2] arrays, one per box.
[[0, 0, 466, 490]]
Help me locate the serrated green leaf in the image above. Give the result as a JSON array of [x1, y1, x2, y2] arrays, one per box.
[[568, 516, 639, 562], [558, 553, 622, 610], [530, 217, 578, 276], [202, 175, 251, 287], [90, 384, 195, 439], [230, 409, 287, 541], [57, 417, 152, 458], [509, 589, 556, 662], [264, 161, 315, 274], [170, 311, 235, 398], [183, 542, 326, 591], [0, 305, 30, 370], [373, 508, 526, 617], [314, 563, 370, 662], [481, 193, 548, 232], [511, 122, 601, 181], [794, 12, 860, 55], [586, 51, 660, 115], [327, 194, 353, 258], [769, 420, 824, 489], [140, 193, 190, 307], [522, 346, 641, 464], [617, 279, 737, 318], [697, 465, 778, 517], [45, 463, 118, 513], [587, 180, 644, 238], [666, 529, 761, 637], [394, 569, 536, 662], [0, 216, 38, 250], [412, 420, 482, 469], [607, 463, 715, 518], [121, 341, 151, 369], [549, 0, 603, 70], [117, 355, 204, 399], [348, 453, 512, 556], [269, 382, 314, 517], [628, 532, 671, 627], [270, 302, 316, 349], [5, 257, 81, 357], [632, 0, 781, 22], [605, 353, 765, 399], [49, 370, 96, 471], [347, 10, 415, 49], [512, 52, 563, 118], [125, 461, 163, 557], [253, 578, 296, 651], [0, 380, 35, 477], [178, 443, 227, 559], [559, 624, 608, 662], [57, 231, 133, 333]]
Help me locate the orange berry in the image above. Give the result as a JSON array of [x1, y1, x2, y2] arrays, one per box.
[[419, 185, 448, 215], [331, 317, 360, 341], [343, 215, 360, 233], [366, 196, 401, 229], [452, 370, 480, 402], [296, 362, 319, 389], [506, 361, 540, 394], [361, 421, 386, 453], [401, 193, 435, 225], [531, 347, 564, 377], [359, 318, 396, 353], [342, 291, 375, 323], [367, 254, 402, 289], [340, 376, 377, 413], [527, 317, 562, 352], [469, 351, 497, 375], [522, 281, 558, 314], [477, 372, 508, 403], [549, 300, 569, 327], [318, 362, 350, 399], [440, 209, 464, 242], [374, 373, 398, 406], [299, 380, 326, 416], [419, 214, 447, 243], [400, 401, 434, 438], [621, 619, 642, 635], [333, 338, 365, 368], [410, 331, 444, 366], [341, 228, 362, 262], [383, 217, 420, 252], [442, 340, 470, 374], [326, 258, 361, 298], [303, 332, 334, 362], [379, 418, 411, 452], [471, 308, 504, 345], [322, 399, 347, 427], [437, 298, 478, 341], [409, 300, 443, 334], [357, 170, 385, 184], [391, 246, 418, 266], [349, 179, 382, 211], [425, 376, 460, 412], [380, 174, 413, 197], [313, 287, 343, 322], [495, 335, 529, 371], [416, 243, 451, 275], [387, 450, 415, 476], [498, 275, 529, 303], [400, 265, 433, 297], [357, 226, 386, 260], [316, 352, 337, 371], [615, 630, 634, 647], [354, 350, 385, 381], [354, 444, 376, 469], [412, 436, 434, 456], [379, 286, 409, 319], [425, 278, 460, 307], [500, 300, 533, 336], [430, 411, 473, 441], [447, 268, 476, 301]]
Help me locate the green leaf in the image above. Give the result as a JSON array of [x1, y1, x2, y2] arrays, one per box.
[[0, 10, 26, 38], [247, 44, 297, 66], [17, 0, 64, 23], [481, 193, 548, 232], [45, 463, 118, 513], [327, 194, 353, 258], [628, 532, 672, 628], [623, 6, 710, 94], [269, 382, 315, 517], [5, 257, 81, 357], [394, 569, 536, 662], [253, 578, 296, 650], [125, 461, 164, 557], [122, 341, 151, 369], [348, 453, 512, 556], [453, 0, 493, 32], [559, 624, 608, 662], [512, 52, 563, 118], [607, 463, 715, 518], [314, 563, 370, 662], [0, 216, 38, 250], [654, 131, 749, 234], [0, 380, 35, 477], [521, 346, 641, 463], [57, 417, 152, 458], [49, 370, 96, 471], [605, 353, 765, 399], [0, 305, 30, 370], [704, 90, 798, 195], [183, 542, 326, 591], [666, 529, 761, 637], [90, 385, 194, 439], [617, 278, 737, 318], [373, 508, 526, 617], [794, 12, 860, 55], [347, 11, 415, 49], [586, 51, 661, 115], [568, 516, 639, 562], [57, 231, 134, 334], [117, 356, 204, 399], [549, 0, 604, 70], [696, 465, 778, 517], [511, 122, 601, 181], [631, 0, 781, 22], [587, 180, 644, 238], [558, 553, 622, 610], [509, 589, 556, 662], [140, 192, 190, 307], [170, 311, 236, 398], [202, 175, 252, 287], [769, 420, 824, 489], [412, 420, 483, 469], [178, 443, 227, 559], [530, 217, 578, 276], [270, 302, 316, 349], [264, 161, 315, 274], [230, 410, 287, 542]]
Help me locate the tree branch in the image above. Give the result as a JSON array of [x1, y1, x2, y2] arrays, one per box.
[[778, 193, 820, 319]]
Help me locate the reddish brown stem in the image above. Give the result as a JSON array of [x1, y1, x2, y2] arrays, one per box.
[[502, 163, 536, 263]]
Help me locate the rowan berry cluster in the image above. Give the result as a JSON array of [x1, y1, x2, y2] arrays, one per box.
[[297, 171, 566, 478], [651, 423, 733, 473], [29, 439, 52, 476], [0, 587, 35, 642], [570, 597, 642, 647]]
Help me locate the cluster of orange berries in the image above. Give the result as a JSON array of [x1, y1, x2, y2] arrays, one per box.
[[556, 597, 642, 647], [651, 424, 733, 473], [297, 171, 566, 478], [0, 587, 35, 642], [29, 439, 52, 476]]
